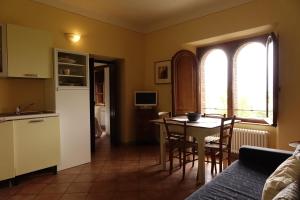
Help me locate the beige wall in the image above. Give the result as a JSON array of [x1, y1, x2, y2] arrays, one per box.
[[144, 0, 300, 150], [0, 0, 145, 143]]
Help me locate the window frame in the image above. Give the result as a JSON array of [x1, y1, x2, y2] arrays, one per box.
[[196, 34, 278, 125]]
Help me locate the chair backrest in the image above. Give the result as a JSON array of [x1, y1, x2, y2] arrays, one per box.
[[163, 117, 187, 141], [219, 116, 236, 149], [203, 113, 226, 118], [158, 111, 172, 119]]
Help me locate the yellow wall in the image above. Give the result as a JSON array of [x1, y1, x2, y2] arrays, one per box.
[[0, 0, 145, 143], [1, 0, 300, 148], [0, 78, 45, 112], [144, 0, 300, 150]]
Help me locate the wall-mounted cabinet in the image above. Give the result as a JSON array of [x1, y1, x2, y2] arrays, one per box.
[[54, 49, 89, 90], [0, 24, 53, 78]]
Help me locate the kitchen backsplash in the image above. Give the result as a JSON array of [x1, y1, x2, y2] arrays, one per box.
[[0, 78, 45, 113]]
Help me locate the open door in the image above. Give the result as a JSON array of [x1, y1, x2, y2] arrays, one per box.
[[89, 58, 96, 152], [109, 63, 121, 145]]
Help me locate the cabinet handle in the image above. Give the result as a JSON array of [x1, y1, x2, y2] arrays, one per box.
[[28, 119, 44, 123], [24, 74, 38, 78]]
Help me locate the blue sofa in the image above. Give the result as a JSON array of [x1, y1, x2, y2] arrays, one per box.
[[186, 146, 293, 200]]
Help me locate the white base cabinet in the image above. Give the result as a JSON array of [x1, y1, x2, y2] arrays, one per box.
[[0, 121, 14, 181], [0, 116, 60, 181], [14, 117, 60, 176]]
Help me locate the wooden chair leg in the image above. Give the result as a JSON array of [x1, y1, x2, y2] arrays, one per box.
[[169, 146, 173, 175], [210, 149, 215, 174], [179, 148, 182, 167], [214, 158, 217, 173], [228, 150, 231, 165], [219, 152, 223, 173], [192, 146, 195, 167], [182, 148, 186, 179]]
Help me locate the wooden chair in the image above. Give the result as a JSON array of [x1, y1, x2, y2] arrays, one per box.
[[163, 118, 197, 179], [158, 111, 172, 118], [157, 112, 172, 164], [203, 113, 226, 144], [205, 116, 236, 174]]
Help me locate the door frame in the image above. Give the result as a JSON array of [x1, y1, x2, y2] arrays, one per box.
[[89, 58, 121, 152]]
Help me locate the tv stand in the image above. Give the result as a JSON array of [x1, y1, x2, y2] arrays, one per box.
[[135, 107, 157, 144], [137, 106, 155, 110]]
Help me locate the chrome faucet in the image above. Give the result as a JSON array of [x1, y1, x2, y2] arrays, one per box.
[[16, 106, 21, 114], [16, 103, 35, 115]]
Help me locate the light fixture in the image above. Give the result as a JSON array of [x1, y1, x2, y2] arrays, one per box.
[[65, 33, 81, 43]]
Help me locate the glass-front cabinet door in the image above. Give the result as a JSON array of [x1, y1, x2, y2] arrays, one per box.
[[54, 49, 89, 89]]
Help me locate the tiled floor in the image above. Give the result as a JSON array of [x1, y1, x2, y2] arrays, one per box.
[[0, 134, 219, 200]]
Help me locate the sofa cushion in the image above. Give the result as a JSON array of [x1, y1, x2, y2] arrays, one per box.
[[261, 156, 300, 200], [293, 145, 300, 159], [272, 181, 299, 200], [186, 161, 268, 200]]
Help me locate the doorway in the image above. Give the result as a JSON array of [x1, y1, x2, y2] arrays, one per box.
[[89, 58, 121, 152], [94, 65, 110, 137]]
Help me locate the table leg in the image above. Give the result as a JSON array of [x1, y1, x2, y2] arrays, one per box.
[[196, 137, 205, 185], [159, 125, 166, 170]]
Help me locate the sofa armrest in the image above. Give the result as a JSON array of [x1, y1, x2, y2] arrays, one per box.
[[239, 145, 293, 174]]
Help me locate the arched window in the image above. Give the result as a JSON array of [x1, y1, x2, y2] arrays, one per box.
[[197, 33, 278, 125], [200, 49, 228, 115], [233, 42, 267, 119]]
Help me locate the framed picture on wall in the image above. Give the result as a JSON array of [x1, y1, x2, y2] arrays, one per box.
[[155, 60, 171, 84]]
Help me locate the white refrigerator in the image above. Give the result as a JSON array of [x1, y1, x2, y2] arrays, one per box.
[[54, 49, 91, 170]]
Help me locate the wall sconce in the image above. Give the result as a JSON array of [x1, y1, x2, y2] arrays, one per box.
[[65, 33, 81, 43]]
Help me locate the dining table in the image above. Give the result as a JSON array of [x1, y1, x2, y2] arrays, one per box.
[[151, 116, 235, 185]]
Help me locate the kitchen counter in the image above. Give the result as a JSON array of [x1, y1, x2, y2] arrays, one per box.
[[0, 112, 59, 122]]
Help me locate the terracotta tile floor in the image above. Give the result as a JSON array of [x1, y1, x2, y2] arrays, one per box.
[[0, 135, 219, 200]]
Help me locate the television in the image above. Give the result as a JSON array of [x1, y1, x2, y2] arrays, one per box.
[[134, 91, 157, 107]]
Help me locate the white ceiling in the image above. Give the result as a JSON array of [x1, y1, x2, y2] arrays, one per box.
[[33, 0, 253, 33]]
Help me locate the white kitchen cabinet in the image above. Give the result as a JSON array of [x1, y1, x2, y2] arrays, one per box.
[[0, 24, 52, 78], [13, 117, 60, 176], [0, 121, 14, 181], [54, 49, 89, 89]]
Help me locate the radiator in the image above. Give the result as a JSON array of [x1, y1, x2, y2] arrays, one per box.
[[231, 128, 269, 153]]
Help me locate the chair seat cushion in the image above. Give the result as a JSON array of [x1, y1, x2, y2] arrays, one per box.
[[205, 143, 227, 149], [186, 161, 269, 200], [205, 136, 220, 143]]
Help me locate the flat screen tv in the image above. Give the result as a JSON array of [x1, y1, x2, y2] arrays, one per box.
[[134, 91, 157, 107]]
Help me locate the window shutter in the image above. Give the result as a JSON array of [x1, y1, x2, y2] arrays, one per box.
[[266, 33, 279, 126], [171, 50, 198, 116]]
